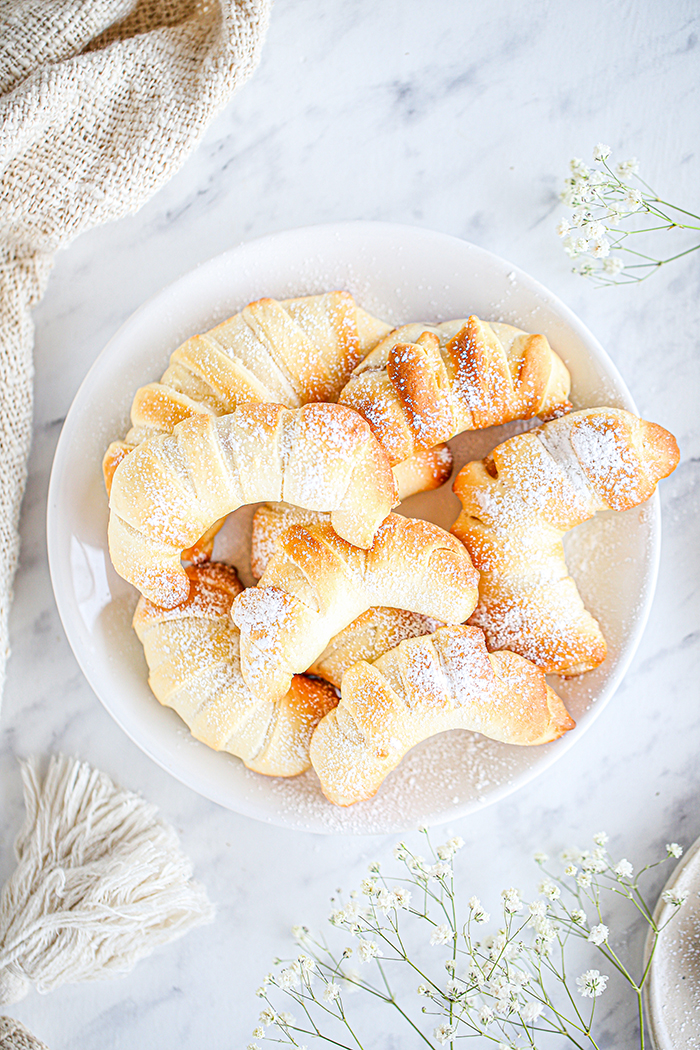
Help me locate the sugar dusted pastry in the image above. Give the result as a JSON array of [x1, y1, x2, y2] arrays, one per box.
[[451, 408, 680, 675], [308, 607, 443, 688], [103, 291, 392, 488], [108, 402, 396, 608], [339, 316, 572, 465], [249, 441, 453, 579], [231, 514, 479, 704], [133, 563, 338, 777], [309, 625, 575, 806]]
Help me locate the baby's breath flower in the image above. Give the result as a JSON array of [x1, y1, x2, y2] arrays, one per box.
[[556, 218, 571, 238], [323, 983, 341, 1002], [430, 923, 452, 946], [571, 909, 587, 924], [468, 895, 481, 910], [392, 886, 411, 909], [603, 256, 624, 275], [561, 846, 583, 865], [593, 832, 609, 847], [667, 843, 683, 858], [428, 861, 452, 880], [538, 879, 561, 901], [278, 1011, 295, 1026], [393, 842, 408, 860], [521, 999, 544, 1023], [445, 978, 461, 1000], [479, 1005, 495, 1026], [357, 939, 380, 962], [534, 851, 548, 864], [590, 237, 611, 258], [247, 1043, 261, 1050], [577, 871, 592, 888], [501, 887, 522, 913], [251, 1027, 264, 1039], [368, 861, 381, 873], [614, 858, 634, 878], [417, 984, 430, 996], [616, 157, 639, 179], [360, 878, 377, 897], [565, 864, 578, 877], [529, 899, 547, 919], [593, 143, 611, 162], [433, 1023, 457, 1045], [278, 968, 297, 990], [291, 924, 308, 943], [576, 969, 608, 998], [661, 890, 687, 907], [588, 923, 609, 945], [259, 1008, 275, 1027], [474, 906, 490, 924], [623, 188, 642, 212], [444, 959, 456, 973]]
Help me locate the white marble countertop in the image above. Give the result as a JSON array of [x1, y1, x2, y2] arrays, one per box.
[[2, 2, 699, 1047]]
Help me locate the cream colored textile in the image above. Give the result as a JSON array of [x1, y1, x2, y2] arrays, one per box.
[[0, 0, 270, 699]]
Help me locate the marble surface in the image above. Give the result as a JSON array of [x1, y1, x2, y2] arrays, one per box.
[[1, 1, 699, 1047]]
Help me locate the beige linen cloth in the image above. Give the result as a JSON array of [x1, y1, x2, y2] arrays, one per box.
[[0, 0, 270, 700]]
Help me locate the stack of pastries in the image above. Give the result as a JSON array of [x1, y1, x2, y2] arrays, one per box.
[[105, 292, 680, 806]]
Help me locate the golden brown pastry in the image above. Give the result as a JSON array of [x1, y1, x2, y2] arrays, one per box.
[[103, 291, 392, 487], [451, 408, 680, 675], [248, 444, 453, 580], [308, 607, 444, 688], [309, 625, 575, 805], [133, 563, 338, 776], [231, 514, 479, 704], [108, 402, 396, 608], [339, 316, 572, 465]]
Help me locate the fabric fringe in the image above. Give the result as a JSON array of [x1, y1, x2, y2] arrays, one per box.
[[0, 755, 214, 1005]]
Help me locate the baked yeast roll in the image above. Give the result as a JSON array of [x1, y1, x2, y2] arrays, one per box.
[[133, 563, 338, 777], [310, 625, 574, 806], [452, 407, 680, 675], [108, 402, 396, 608], [340, 316, 572, 465]]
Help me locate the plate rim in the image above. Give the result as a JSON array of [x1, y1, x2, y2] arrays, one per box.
[[46, 219, 662, 834]]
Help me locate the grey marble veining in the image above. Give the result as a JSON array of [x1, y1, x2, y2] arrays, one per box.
[[1, 1, 699, 1046]]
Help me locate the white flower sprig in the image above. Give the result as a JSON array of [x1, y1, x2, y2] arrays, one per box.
[[558, 145, 700, 284], [249, 831, 685, 1050]]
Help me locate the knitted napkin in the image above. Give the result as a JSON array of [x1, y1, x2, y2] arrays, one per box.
[[0, 0, 270, 702]]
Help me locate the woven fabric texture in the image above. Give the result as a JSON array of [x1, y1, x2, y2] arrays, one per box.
[[0, 0, 270, 700]]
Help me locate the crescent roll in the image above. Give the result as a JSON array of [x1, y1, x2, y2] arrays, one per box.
[[103, 291, 392, 487], [132, 563, 338, 776], [339, 317, 572, 465], [231, 514, 480, 704], [451, 408, 680, 675], [309, 625, 575, 806], [108, 402, 397, 608]]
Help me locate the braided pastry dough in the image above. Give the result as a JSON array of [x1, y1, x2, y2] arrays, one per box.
[[133, 563, 338, 776], [451, 408, 680, 675], [339, 316, 572, 465], [103, 291, 392, 488], [309, 625, 575, 805], [231, 514, 479, 703], [108, 402, 396, 608]]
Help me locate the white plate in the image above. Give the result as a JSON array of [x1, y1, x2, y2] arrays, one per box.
[[47, 221, 660, 834], [644, 836, 700, 1049]]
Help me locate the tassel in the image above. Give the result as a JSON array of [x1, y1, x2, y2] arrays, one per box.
[[0, 1016, 49, 1049], [0, 755, 214, 1005]]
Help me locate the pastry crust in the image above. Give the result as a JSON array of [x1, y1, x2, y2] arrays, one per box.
[[309, 625, 575, 806], [339, 317, 572, 465], [132, 563, 338, 776], [231, 514, 479, 704], [451, 408, 680, 675], [108, 402, 397, 607]]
